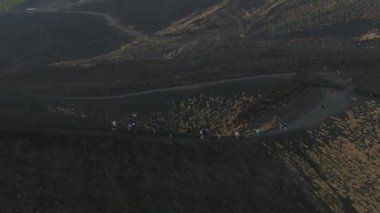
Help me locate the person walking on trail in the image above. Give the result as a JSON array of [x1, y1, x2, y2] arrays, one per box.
[[112, 121, 117, 132], [127, 122, 132, 132], [279, 123, 283, 131], [255, 129, 260, 136], [283, 123, 288, 131], [152, 123, 157, 134], [217, 131, 222, 140], [234, 131, 240, 140], [204, 129, 209, 139], [200, 129, 205, 140], [245, 130, 251, 138], [132, 122, 137, 134]]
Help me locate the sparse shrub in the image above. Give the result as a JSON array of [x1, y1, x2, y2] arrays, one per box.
[[151, 93, 257, 135]]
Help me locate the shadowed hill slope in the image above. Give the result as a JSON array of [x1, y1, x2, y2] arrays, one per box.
[[0, 87, 378, 212], [0, 1, 378, 212], [2, 0, 379, 98], [23, 0, 378, 98], [0, 12, 131, 70], [0, 128, 330, 212]]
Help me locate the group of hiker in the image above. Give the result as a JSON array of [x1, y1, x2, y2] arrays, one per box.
[[279, 123, 288, 132], [111, 119, 269, 140], [199, 128, 261, 140], [108, 64, 355, 140], [111, 120, 138, 134], [199, 128, 210, 140]]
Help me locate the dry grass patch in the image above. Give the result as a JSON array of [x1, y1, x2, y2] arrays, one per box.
[[357, 32, 380, 41], [272, 101, 380, 212], [146, 93, 259, 135]]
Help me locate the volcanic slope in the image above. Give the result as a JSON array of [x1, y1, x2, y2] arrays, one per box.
[[0, 98, 378, 213], [0, 11, 131, 71], [17, 0, 220, 33], [0, 127, 331, 213], [16, 0, 377, 98]]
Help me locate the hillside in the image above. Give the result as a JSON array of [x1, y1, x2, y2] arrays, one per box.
[[0, 12, 130, 70], [78, 0, 220, 33], [0, 100, 378, 212], [2, 0, 378, 97], [0, 129, 328, 212], [0, 0, 24, 12], [0, 1, 379, 212], [270, 100, 380, 212]]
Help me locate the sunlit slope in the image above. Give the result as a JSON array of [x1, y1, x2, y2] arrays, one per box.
[[78, 0, 220, 33], [271, 101, 380, 212], [245, 0, 380, 36]]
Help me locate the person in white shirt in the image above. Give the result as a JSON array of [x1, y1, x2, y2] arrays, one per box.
[[112, 121, 117, 132], [234, 131, 240, 140]]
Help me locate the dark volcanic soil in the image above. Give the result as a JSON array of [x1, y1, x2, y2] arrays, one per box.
[[0, 12, 131, 70], [78, 0, 219, 33], [0, 129, 329, 213]]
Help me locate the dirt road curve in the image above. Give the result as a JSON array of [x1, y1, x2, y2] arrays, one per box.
[[20, 71, 356, 139], [20, 72, 355, 138], [264, 72, 354, 136]]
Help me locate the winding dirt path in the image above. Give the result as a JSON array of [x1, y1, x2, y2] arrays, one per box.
[[263, 72, 354, 136], [9, 71, 356, 140], [26, 72, 297, 100]]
